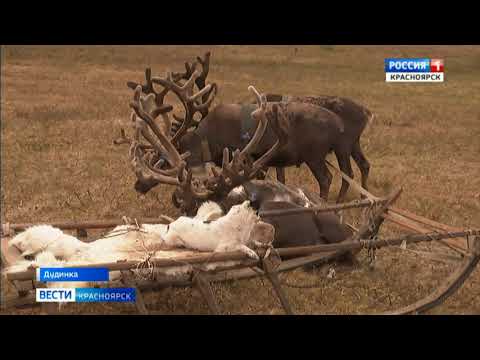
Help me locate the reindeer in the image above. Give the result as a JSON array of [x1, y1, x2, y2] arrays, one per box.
[[125, 52, 373, 203], [220, 180, 356, 250], [260, 94, 373, 201]]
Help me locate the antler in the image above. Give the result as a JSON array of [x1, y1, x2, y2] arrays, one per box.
[[195, 52, 211, 99], [171, 52, 211, 99], [170, 60, 197, 84], [129, 85, 211, 211], [164, 52, 216, 138], [151, 69, 217, 143], [170, 85, 287, 214], [129, 53, 216, 142], [130, 86, 183, 169], [127, 68, 154, 93], [127, 68, 171, 109], [202, 86, 288, 199], [126, 67, 173, 135]]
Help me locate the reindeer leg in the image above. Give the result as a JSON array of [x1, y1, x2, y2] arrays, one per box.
[[306, 160, 332, 201], [276, 167, 286, 184], [335, 149, 354, 204], [351, 140, 370, 195]]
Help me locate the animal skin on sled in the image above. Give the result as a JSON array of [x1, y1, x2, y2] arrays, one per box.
[[4, 201, 274, 287]]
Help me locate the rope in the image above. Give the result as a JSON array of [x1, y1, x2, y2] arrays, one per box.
[[364, 197, 381, 233], [134, 252, 156, 281], [359, 236, 380, 266]]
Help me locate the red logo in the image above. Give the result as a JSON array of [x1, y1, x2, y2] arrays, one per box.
[[430, 59, 444, 72]]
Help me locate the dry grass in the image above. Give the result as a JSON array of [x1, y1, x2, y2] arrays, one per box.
[[1, 45, 479, 315]]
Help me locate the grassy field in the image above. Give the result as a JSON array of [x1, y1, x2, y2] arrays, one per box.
[[1, 45, 479, 315]]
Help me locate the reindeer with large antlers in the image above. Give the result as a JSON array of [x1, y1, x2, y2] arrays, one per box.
[[125, 52, 373, 203]]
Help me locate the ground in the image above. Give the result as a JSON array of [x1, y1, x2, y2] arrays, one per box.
[[1, 45, 479, 315]]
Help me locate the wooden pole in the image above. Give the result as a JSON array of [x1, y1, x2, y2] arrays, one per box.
[[389, 206, 463, 233], [193, 273, 221, 315], [262, 257, 294, 315], [383, 211, 467, 255], [1, 216, 173, 234], [383, 212, 432, 234], [325, 159, 381, 201], [259, 198, 390, 218], [387, 206, 467, 252]]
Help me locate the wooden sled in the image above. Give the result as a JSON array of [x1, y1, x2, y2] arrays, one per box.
[[1, 182, 479, 315]]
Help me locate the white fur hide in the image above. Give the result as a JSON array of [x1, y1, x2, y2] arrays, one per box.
[[163, 201, 261, 259], [8, 224, 90, 259], [194, 201, 224, 222], [4, 201, 264, 285]]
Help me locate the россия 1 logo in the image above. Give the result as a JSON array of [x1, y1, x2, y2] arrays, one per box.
[[385, 58, 444, 82]]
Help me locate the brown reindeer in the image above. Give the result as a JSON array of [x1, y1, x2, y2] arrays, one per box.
[[262, 94, 374, 202]]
